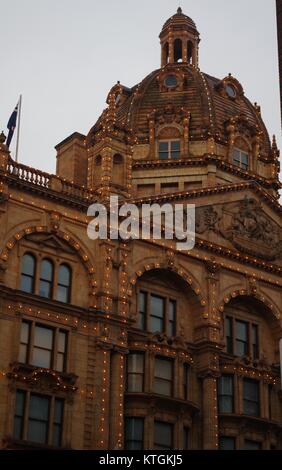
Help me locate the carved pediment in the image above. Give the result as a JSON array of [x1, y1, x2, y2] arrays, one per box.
[[25, 233, 74, 254], [195, 198, 282, 261], [224, 198, 282, 261]]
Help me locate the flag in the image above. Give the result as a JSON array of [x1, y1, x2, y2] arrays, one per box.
[[6, 101, 19, 148]]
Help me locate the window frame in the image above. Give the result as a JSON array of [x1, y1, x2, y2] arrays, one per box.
[[225, 315, 260, 360], [232, 147, 249, 171], [154, 421, 173, 450], [218, 375, 234, 414], [158, 140, 181, 160], [18, 320, 68, 373], [20, 252, 73, 305], [136, 289, 177, 336], [125, 417, 144, 450], [13, 389, 64, 447], [243, 378, 260, 417], [153, 356, 173, 397], [126, 352, 145, 393]]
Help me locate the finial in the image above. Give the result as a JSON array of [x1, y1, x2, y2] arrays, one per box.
[[272, 134, 278, 150], [0, 132, 6, 144], [177, 7, 182, 14]]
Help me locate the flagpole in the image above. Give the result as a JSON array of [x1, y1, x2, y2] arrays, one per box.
[[15, 95, 22, 163]]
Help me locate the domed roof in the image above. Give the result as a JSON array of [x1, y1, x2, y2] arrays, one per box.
[[160, 7, 199, 35], [88, 63, 271, 158]]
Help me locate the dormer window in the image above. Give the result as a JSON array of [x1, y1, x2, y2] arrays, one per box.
[[232, 148, 249, 170], [159, 140, 180, 160]]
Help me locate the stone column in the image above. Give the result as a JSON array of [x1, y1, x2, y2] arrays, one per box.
[[202, 373, 219, 450], [109, 348, 126, 449]]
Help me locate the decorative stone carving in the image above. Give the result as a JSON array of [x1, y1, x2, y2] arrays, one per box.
[[149, 104, 190, 126], [225, 198, 282, 261], [196, 206, 220, 234]]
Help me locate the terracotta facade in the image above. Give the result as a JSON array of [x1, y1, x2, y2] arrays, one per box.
[[0, 8, 281, 450]]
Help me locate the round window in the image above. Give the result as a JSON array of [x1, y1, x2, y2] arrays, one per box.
[[164, 75, 178, 88], [226, 84, 237, 98]]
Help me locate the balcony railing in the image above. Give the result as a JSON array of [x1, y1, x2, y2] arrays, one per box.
[[4, 160, 95, 202]]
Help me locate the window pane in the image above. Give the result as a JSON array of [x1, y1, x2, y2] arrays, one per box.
[[128, 375, 144, 393], [171, 141, 180, 151], [54, 399, 64, 424], [19, 344, 28, 363], [41, 259, 53, 281], [56, 354, 64, 373], [56, 285, 69, 303], [151, 317, 163, 333], [39, 279, 52, 298], [183, 428, 189, 450], [155, 358, 172, 380], [20, 275, 34, 294], [125, 418, 144, 450], [15, 390, 25, 417], [218, 376, 234, 413], [34, 326, 53, 349], [236, 321, 247, 341], [58, 265, 71, 287], [32, 348, 52, 369], [58, 331, 66, 353], [168, 300, 176, 336], [243, 379, 259, 417], [236, 340, 248, 357], [22, 254, 35, 276], [154, 422, 172, 450], [219, 437, 235, 450], [128, 354, 144, 374], [28, 420, 48, 444], [139, 292, 146, 312], [151, 296, 165, 318], [154, 379, 172, 396], [52, 424, 62, 447], [21, 322, 30, 344], [13, 390, 26, 440], [29, 395, 49, 420], [28, 394, 50, 444]]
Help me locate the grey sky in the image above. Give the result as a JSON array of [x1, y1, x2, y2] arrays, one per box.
[[0, 0, 281, 174]]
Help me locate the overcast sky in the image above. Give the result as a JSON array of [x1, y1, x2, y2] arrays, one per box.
[[0, 0, 281, 174]]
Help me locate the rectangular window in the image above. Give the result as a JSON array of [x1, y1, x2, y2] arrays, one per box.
[[154, 421, 173, 450], [32, 325, 53, 369], [243, 379, 260, 417], [13, 390, 26, 440], [19, 321, 30, 363], [138, 292, 146, 330], [252, 324, 259, 360], [127, 353, 144, 393], [218, 376, 234, 413], [183, 363, 189, 400], [236, 320, 248, 357], [150, 295, 165, 333], [244, 440, 262, 450], [13, 391, 64, 446], [125, 417, 144, 450], [168, 300, 176, 337], [233, 149, 249, 171], [219, 436, 236, 450], [154, 357, 173, 397], [225, 317, 233, 354], [268, 384, 273, 420], [19, 321, 68, 372], [159, 141, 180, 160]]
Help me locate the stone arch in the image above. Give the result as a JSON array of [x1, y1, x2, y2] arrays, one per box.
[[127, 257, 208, 316], [173, 38, 183, 62], [1, 225, 98, 305], [217, 289, 281, 325]]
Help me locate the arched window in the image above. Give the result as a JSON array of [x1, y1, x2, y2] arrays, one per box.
[[95, 155, 102, 165], [57, 264, 72, 303], [174, 38, 182, 63], [232, 138, 250, 171], [39, 259, 54, 299], [187, 41, 193, 64], [162, 42, 169, 65], [20, 253, 36, 294]]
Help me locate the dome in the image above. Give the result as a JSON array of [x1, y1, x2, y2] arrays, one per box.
[[87, 64, 271, 158], [160, 7, 199, 36]]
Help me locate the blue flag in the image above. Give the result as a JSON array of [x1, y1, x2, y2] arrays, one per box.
[[6, 102, 19, 148]]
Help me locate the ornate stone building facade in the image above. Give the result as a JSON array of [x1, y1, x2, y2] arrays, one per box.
[[278, 0, 282, 123], [0, 9, 281, 450]]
